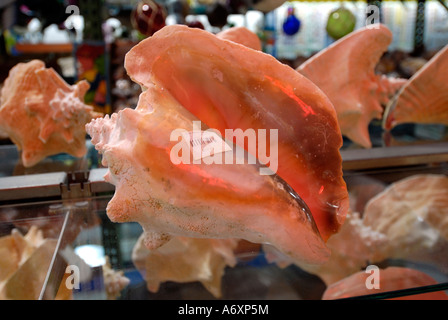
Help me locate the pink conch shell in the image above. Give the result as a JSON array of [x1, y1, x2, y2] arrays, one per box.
[[124, 25, 349, 242], [0, 60, 102, 167], [297, 24, 407, 148], [322, 267, 448, 300], [86, 85, 330, 266], [132, 234, 238, 298], [362, 174, 448, 257], [217, 27, 262, 51], [383, 45, 448, 130]]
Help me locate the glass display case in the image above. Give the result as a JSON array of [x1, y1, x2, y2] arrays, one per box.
[[1, 0, 447, 303], [0, 138, 447, 301]]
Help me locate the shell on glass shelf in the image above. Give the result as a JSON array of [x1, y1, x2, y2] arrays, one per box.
[[132, 235, 238, 298], [383, 45, 448, 130], [86, 84, 330, 266], [0, 60, 102, 167], [124, 25, 349, 242], [298, 24, 407, 148]]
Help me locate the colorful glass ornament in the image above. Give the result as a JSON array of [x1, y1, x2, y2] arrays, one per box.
[[282, 6, 301, 36], [326, 7, 356, 40], [131, 0, 167, 37], [206, 3, 230, 28]]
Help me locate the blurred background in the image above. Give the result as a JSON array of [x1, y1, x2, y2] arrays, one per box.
[[0, 1, 447, 301], [0, 0, 447, 115]]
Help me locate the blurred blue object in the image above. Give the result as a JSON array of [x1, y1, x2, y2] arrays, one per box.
[[282, 6, 301, 36]]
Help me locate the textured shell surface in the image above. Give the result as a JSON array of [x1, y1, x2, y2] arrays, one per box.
[[0, 60, 101, 167]]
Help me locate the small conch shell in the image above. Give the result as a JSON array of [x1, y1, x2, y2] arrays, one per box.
[[383, 45, 448, 130], [132, 235, 238, 298], [0, 60, 102, 167], [297, 24, 407, 148], [0, 226, 58, 300], [102, 257, 130, 300]]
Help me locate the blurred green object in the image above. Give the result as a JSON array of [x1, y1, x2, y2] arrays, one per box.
[[326, 7, 356, 40]]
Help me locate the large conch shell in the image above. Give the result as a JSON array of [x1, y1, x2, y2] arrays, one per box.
[[86, 85, 330, 266], [132, 234, 238, 298], [297, 24, 407, 148], [322, 267, 448, 300], [383, 45, 448, 130], [124, 25, 349, 242], [0, 60, 102, 167]]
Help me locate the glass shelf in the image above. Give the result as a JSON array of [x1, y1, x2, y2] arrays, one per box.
[[0, 157, 447, 300], [0, 125, 447, 300]]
